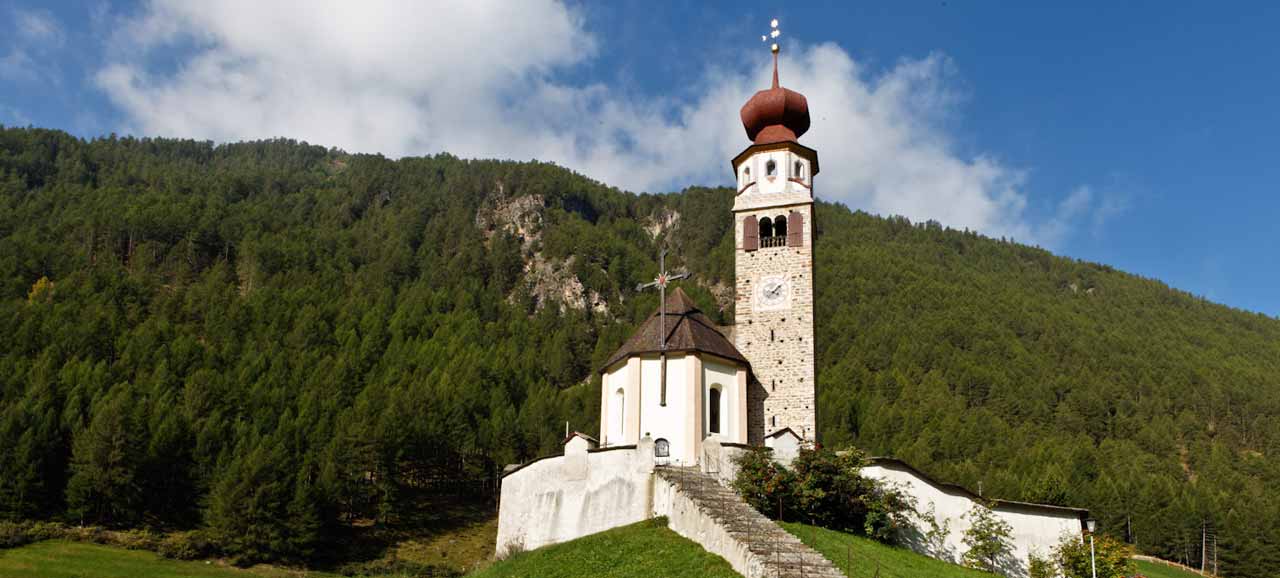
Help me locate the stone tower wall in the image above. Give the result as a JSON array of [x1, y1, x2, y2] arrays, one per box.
[[734, 202, 817, 444]]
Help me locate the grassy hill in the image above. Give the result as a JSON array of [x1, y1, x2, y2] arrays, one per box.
[[0, 540, 338, 578], [464, 519, 738, 578], [1134, 560, 1210, 578], [0, 127, 1277, 575], [781, 522, 994, 578]]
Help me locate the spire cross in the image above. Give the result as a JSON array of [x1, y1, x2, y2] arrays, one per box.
[[761, 18, 781, 87], [635, 248, 690, 406]]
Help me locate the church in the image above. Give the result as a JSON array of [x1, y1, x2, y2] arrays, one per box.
[[598, 39, 819, 461], [496, 33, 1087, 578]]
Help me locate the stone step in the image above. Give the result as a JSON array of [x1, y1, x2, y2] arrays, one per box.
[[656, 465, 845, 578]]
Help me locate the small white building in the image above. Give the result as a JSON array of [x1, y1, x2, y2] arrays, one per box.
[[862, 457, 1089, 577], [598, 287, 750, 466]]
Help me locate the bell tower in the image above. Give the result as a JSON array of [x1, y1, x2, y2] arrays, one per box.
[[732, 24, 818, 444]]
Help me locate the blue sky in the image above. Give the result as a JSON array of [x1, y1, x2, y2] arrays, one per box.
[[2, 1, 1278, 317]]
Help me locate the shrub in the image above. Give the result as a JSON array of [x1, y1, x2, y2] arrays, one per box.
[[158, 530, 216, 560], [731, 446, 914, 543], [110, 528, 160, 550], [1052, 532, 1135, 578], [960, 502, 1014, 574], [1028, 549, 1055, 578], [0, 521, 34, 549]]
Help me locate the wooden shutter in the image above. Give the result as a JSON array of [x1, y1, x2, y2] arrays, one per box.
[[743, 215, 758, 252], [787, 210, 803, 247]]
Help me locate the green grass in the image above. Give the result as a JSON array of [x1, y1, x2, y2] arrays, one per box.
[[0, 540, 339, 578], [467, 518, 739, 578], [1134, 559, 1206, 578], [780, 522, 996, 578]]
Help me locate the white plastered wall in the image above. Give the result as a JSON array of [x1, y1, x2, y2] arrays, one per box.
[[496, 443, 655, 557], [703, 358, 742, 443], [862, 462, 1085, 578], [638, 354, 692, 464]]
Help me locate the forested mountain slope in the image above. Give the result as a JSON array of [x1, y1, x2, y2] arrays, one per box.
[[1, 128, 1277, 575]]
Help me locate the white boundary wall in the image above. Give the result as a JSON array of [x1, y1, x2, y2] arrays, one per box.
[[495, 439, 655, 557], [862, 459, 1086, 578]]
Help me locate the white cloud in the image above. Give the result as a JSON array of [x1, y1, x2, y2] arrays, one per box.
[[1, 8, 64, 83], [96, 0, 1114, 246], [15, 8, 63, 45]]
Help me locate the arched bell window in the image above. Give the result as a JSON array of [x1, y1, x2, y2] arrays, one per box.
[[655, 438, 670, 458], [708, 386, 723, 435], [774, 215, 787, 239], [794, 160, 804, 181], [766, 159, 777, 178], [759, 217, 773, 241]]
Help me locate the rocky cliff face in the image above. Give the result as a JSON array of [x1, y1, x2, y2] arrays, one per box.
[[476, 191, 607, 315]]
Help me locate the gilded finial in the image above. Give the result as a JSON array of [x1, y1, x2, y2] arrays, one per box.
[[763, 18, 781, 53], [762, 18, 782, 87]]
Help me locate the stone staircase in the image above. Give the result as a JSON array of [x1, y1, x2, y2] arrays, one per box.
[[655, 465, 845, 578]]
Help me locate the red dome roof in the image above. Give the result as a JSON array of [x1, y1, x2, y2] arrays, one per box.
[[740, 52, 810, 145]]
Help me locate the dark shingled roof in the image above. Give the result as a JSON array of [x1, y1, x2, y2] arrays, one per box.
[[601, 287, 748, 371]]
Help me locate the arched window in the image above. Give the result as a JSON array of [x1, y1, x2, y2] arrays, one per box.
[[610, 387, 625, 443], [766, 159, 777, 178], [655, 438, 670, 458], [708, 386, 722, 435], [794, 160, 804, 181], [743, 166, 751, 180], [759, 216, 773, 240], [774, 215, 787, 239]]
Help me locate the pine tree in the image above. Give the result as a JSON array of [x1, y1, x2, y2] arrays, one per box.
[[66, 386, 143, 527]]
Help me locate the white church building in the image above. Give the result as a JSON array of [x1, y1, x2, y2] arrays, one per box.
[[496, 31, 1088, 578]]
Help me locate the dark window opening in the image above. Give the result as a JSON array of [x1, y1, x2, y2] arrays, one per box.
[[794, 160, 804, 180], [760, 215, 786, 248], [709, 388, 722, 434], [766, 159, 777, 177]]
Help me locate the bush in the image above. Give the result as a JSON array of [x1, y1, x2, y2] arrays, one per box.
[[1028, 550, 1055, 578], [1052, 532, 1135, 578], [731, 446, 914, 543], [0, 521, 34, 549], [960, 502, 1014, 574], [110, 528, 160, 550], [158, 530, 216, 560]]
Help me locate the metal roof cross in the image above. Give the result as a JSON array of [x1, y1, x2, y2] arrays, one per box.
[[635, 248, 689, 406]]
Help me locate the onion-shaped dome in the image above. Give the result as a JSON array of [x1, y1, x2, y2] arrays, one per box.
[[739, 51, 810, 145]]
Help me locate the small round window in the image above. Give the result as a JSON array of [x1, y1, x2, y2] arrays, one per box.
[[766, 160, 777, 178]]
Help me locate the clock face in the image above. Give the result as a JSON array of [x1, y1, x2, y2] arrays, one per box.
[[755, 275, 790, 311]]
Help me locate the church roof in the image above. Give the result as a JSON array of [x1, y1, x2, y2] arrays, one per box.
[[601, 287, 748, 371]]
